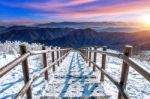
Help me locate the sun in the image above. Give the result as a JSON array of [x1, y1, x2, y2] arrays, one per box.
[[139, 14, 150, 27]]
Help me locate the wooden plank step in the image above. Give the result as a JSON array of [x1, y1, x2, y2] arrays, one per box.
[[40, 96, 110, 99], [53, 71, 94, 76], [48, 75, 99, 84], [44, 83, 110, 97], [53, 75, 96, 78], [53, 69, 94, 73]]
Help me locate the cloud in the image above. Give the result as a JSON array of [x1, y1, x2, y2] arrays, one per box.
[[6, 0, 96, 12], [65, 0, 97, 6], [60, 0, 150, 18], [0, 0, 150, 24], [11, 0, 150, 17], [0, 19, 48, 26]]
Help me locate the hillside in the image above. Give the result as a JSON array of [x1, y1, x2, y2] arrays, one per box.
[[37, 22, 141, 32], [0, 27, 74, 42], [37, 28, 106, 48], [36, 29, 150, 49]]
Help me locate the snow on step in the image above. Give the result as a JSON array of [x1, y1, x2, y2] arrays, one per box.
[[42, 51, 111, 99], [50, 75, 98, 84], [44, 83, 108, 97], [40, 96, 108, 99]]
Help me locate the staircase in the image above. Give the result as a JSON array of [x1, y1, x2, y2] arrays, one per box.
[[41, 51, 111, 99]]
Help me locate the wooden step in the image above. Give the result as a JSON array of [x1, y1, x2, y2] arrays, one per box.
[[43, 83, 110, 98], [53, 75, 96, 78], [53, 71, 94, 76], [40, 96, 110, 99], [48, 75, 99, 84]]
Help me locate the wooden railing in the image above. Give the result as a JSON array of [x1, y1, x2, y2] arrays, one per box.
[[0, 44, 71, 99], [79, 45, 150, 99], [0, 44, 149, 99]]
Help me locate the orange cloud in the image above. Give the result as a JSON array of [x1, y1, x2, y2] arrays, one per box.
[[17, 0, 150, 18], [61, 0, 150, 18], [66, 0, 97, 6]]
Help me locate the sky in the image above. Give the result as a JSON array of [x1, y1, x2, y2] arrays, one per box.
[[0, 0, 150, 25]]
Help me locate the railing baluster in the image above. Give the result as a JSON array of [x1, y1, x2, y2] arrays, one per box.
[[63, 50, 65, 60], [19, 44, 32, 99], [51, 47, 55, 71], [101, 46, 107, 82], [60, 49, 62, 63], [86, 48, 88, 63], [42, 46, 48, 80], [65, 50, 67, 58], [57, 47, 59, 66], [84, 49, 86, 61], [93, 47, 97, 71], [89, 47, 92, 67], [62, 50, 64, 61], [118, 45, 133, 99]]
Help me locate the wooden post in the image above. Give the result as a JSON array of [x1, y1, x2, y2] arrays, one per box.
[[63, 50, 65, 60], [20, 45, 32, 99], [60, 49, 62, 63], [51, 47, 55, 71], [65, 50, 66, 58], [59, 49, 61, 63], [61, 50, 63, 61], [85, 48, 87, 63], [62, 50, 64, 60], [84, 49, 86, 61], [89, 47, 91, 67], [57, 47, 59, 66], [100, 46, 107, 81], [42, 46, 48, 80], [93, 47, 97, 71], [118, 45, 133, 99]]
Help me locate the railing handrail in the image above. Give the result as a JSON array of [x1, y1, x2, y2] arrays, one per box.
[[30, 48, 71, 55], [82, 49, 150, 81], [0, 48, 71, 78], [15, 50, 70, 99], [80, 52, 130, 99], [81, 49, 123, 58]]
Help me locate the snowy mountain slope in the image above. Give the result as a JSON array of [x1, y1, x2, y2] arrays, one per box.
[[95, 49, 150, 99], [35, 29, 150, 49], [0, 27, 150, 49], [0, 27, 74, 42]]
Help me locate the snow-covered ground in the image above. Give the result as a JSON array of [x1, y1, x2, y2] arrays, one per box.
[[95, 49, 150, 99], [0, 42, 150, 99]]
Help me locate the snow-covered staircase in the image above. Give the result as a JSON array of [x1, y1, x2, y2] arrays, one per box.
[[41, 51, 111, 99]]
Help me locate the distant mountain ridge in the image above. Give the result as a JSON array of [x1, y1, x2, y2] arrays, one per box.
[[36, 22, 142, 33], [37, 22, 131, 26], [0, 27, 74, 42], [0, 26, 150, 50]]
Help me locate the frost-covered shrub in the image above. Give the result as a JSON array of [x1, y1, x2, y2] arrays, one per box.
[[0, 41, 46, 55]]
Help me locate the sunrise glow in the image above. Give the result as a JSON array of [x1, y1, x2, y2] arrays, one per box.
[[139, 14, 150, 27]]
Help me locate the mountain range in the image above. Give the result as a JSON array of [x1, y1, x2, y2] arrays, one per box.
[[36, 22, 144, 33], [0, 25, 150, 50]]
